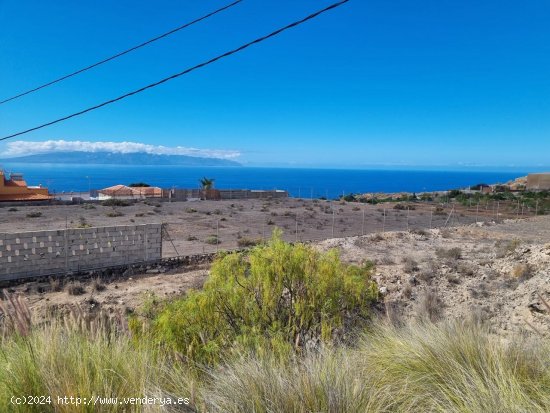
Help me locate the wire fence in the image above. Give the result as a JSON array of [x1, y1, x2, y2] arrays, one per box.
[[160, 198, 543, 258]]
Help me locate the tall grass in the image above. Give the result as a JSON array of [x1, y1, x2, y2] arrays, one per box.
[[200, 321, 550, 413], [357, 321, 550, 412], [0, 315, 153, 413], [0, 303, 199, 413], [2, 316, 550, 412]]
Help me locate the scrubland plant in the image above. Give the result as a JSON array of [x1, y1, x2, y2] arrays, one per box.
[[0, 305, 167, 413], [353, 321, 550, 413], [134, 229, 378, 366], [1, 298, 550, 412]]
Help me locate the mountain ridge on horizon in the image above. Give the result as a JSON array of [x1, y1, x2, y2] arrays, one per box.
[[1, 151, 241, 166]]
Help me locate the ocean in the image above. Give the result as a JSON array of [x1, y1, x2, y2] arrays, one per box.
[[0, 163, 529, 199]]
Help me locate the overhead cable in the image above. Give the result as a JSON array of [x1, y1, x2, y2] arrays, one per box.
[[0, 0, 349, 141], [0, 0, 244, 105]]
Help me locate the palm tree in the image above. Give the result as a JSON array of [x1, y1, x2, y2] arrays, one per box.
[[199, 177, 215, 190]]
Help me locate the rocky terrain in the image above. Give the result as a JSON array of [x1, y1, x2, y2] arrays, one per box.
[[318, 215, 550, 338]]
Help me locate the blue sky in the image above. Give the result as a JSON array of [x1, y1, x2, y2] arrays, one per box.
[[0, 0, 549, 169]]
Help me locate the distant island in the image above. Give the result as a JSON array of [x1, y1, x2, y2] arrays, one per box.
[[2, 151, 241, 167]]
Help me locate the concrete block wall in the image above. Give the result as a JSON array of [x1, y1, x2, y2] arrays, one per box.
[[0, 224, 162, 281]]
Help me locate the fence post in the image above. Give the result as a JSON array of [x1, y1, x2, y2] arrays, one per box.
[[476, 202, 479, 224], [406, 206, 410, 231], [216, 219, 219, 252], [332, 208, 335, 238], [429, 209, 433, 229], [64, 228, 69, 273], [536, 200, 539, 216], [383, 209, 386, 232], [144, 226, 148, 263], [361, 207, 365, 236], [295, 214, 298, 242], [444, 206, 454, 227]]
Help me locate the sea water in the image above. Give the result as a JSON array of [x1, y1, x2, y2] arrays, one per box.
[[0, 163, 530, 199]]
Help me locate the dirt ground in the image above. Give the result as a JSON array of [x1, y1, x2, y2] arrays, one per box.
[[0, 197, 530, 257], [6, 213, 549, 340], [318, 215, 550, 338], [13, 266, 210, 324]]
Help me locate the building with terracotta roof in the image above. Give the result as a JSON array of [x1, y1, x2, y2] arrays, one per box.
[[98, 185, 162, 200], [0, 170, 52, 202]]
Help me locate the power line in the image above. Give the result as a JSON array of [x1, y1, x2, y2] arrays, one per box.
[[0, 0, 244, 106], [0, 0, 349, 142]]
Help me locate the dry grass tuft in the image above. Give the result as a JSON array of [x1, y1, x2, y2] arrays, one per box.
[[65, 281, 86, 296], [511, 263, 534, 281]]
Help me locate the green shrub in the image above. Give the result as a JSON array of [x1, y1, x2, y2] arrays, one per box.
[[204, 235, 220, 245], [341, 193, 356, 202], [237, 237, 262, 248], [26, 211, 42, 218], [394, 203, 416, 210], [101, 198, 130, 207], [139, 230, 377, 365]]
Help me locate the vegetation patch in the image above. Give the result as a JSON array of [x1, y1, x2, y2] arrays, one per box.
[[436, 247, 462, 260], [26, 211, 42, 218], [65, 281, 86, 296], [204, 235, 220, 245], [101, 199, 130, 207], [133, 231, 378, 365]]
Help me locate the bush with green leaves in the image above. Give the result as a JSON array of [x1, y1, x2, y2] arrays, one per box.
[[101, 198, 130, 207], [137, 230, 377, 365]]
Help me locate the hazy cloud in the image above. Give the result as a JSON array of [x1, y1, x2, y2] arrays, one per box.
[[2, 140, 241, 159]]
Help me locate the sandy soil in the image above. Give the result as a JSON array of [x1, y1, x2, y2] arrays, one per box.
[[11, 267, 209, 324], [317, 215, 550, 338], [0, 200, 550, 336], [0, 197, 528, 257]]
